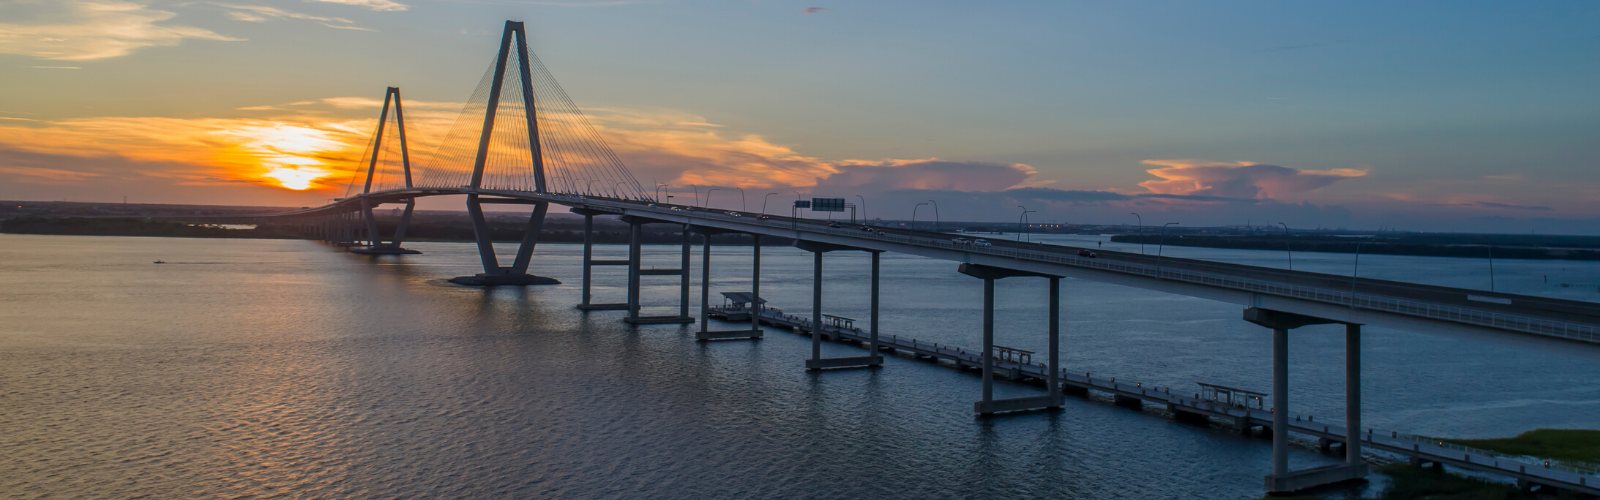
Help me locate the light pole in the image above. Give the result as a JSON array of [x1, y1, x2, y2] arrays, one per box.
[[656, 183, 668, 203], [928, 200, 940, 233], [1278, 222, 1292, 270], [762, 192, 778, 216], [855, 195, 868, 222], [1017, 206, 1036, 242], [735, 187, 746, 212], [1131, 213, 1144, 254], [1157, 222, 1179, 274], [1350, 240, 1365, 308], [691, 184, 700, 207], [913, 202, 928, 231], [588, 179, 603, 196], [705, 188, 721, 208]]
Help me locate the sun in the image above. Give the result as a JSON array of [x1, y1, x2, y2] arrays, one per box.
[[262, 166, 334, 190], [215, 124, 352, 191]]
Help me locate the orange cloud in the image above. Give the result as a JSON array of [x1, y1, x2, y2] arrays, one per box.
[[1139, 159, 1366, 199]]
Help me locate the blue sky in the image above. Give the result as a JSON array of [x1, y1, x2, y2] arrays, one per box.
[[1, 0, 1597, 232]]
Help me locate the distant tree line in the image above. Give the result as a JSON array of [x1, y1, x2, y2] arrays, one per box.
[[1108, 234, 1600, 261], [1, 216, 789, 246]]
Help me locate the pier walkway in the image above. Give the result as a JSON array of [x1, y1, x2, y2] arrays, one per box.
[[712, 304, 1600, 496]]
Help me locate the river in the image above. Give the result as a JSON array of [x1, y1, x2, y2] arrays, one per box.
[[2, 233, 1597, 498]]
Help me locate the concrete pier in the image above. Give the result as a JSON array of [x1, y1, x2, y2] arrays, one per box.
[[707, 302, 1596, 497]]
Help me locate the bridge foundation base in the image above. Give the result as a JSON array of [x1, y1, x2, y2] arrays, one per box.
[[805, 355, 883, 370], [1265, 463, 1367, 494], [351, 246, 422, 255], [624, 315, 694, 325], [577, 303, 629, 311], [975, 395, 1064, 415], [449, 274, 561, 286], [697, 329, 763, 341]]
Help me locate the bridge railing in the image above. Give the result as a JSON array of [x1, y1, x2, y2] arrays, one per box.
[[613, 202, 1600, 344]]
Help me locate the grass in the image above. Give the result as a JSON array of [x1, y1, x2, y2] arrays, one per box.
[[1374, 463, 1534, 500], [1438, 429, 1600, 466]]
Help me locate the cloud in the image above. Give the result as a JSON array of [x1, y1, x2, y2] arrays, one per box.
[[28, 65, 81, 69], [1431, 200, 1554, 211], [215, 4, 371, 30], [816, 159, 1034, 192], [1138, 159, 1366, 199], [0, 165, 102, 183], [0, 1, 241, 60], [302, 0, 408, 12], [803, 7, 829, 14]]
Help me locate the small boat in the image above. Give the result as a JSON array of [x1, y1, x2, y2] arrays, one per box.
[[153, 260, 165, 264]]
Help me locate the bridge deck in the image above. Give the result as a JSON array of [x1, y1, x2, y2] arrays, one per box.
[[713, 305, 1600, 495]]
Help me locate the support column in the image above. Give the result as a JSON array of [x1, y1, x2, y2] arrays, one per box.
[[1272, 327, 1289, 480], [1346, 324, 1362, 466], [1048, 276, 1061, 404], [811, 251, 823, 364], [1245, 307, 1365, 493], [700, 231, 711, 334], [681, 225, 692, 320], [981, 277, 995, 405], [581, 214, 593, 307], [869, 251, 880, 358], [627, 222, 642, 323], [751, 235, 761, 333]]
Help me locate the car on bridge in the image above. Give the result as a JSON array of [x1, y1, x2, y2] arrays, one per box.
[[1077, 249, 1097, 258], [952, 237, 972, 245], [973, 239, 992, 247]]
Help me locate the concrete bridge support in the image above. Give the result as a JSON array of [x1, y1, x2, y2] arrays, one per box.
[[798, 240, 882, 370], [571, 210, 627, 311], [1244, 307, 1367, 494], [694, 228, 761, 341], [620, 216, 693, 325], [351, 198, 421, 255], [958, 263, 1065, 415], [449, 195, 560, 286]]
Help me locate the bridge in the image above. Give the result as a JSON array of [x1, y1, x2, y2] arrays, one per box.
[[185, 21, 1600, 495]]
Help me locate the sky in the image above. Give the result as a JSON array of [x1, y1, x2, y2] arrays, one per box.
[[1, 0, 1598, 233]]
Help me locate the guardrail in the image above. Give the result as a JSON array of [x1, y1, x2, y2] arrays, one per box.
[[622, 202, 1600, 344]]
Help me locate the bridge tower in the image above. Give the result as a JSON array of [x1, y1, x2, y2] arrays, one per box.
[[449, 20, 560, 286], [352, 86, 421, 255]]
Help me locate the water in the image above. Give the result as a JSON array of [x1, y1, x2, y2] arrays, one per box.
[[2, 233, 1598, 499]]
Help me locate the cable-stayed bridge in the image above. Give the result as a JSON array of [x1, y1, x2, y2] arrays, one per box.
[[178, 21, 1600, 496]]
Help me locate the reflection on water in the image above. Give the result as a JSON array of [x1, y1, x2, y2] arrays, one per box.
[[2, 234, 1597, 499]]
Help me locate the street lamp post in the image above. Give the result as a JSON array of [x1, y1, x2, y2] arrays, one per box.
[[913, 202, 928, 231], [1017, 206, 1037, 242], [1131, 213, 1144, 254], [588, 179, 603, 196], [1350, 240, 1365, 308], [705, 188, 721, 208], [928, 200, 940, 233], [1278, 222, 1292, 270], [735, 187, 746, 212], [855, 195, 868, 222], [691, 185, 700, 207], [656, 183, 668, 203], [762, 192, 778, 216], [1157, 222, 1179, 275]]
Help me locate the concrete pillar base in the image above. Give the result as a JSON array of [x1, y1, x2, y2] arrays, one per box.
[[350, 246, 422, 255], [805, 355, 883, 370], [448, 274, 561, 286], [1265, 463, 1368, 494], [1113, 394, 1144, 408], [696, 329, 763, 341], [975, 395, 1065, 415], [576, 303, 629, 311], [623, 315, 695, 325]]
